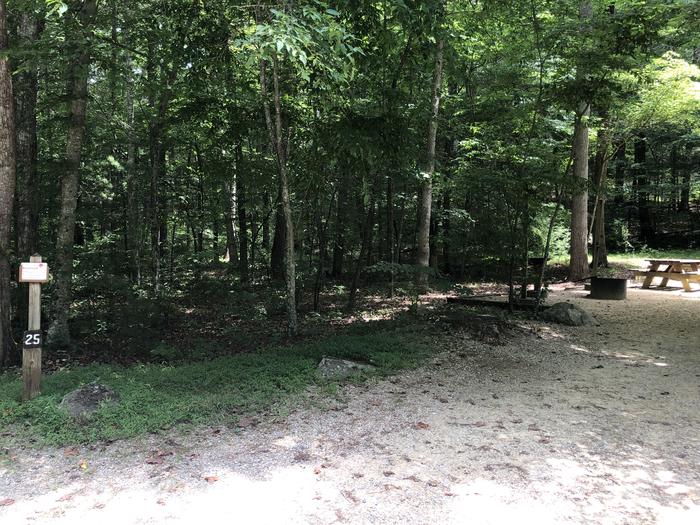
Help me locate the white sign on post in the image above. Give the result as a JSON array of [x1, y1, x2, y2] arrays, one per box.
[[19, 262, 49, 283]]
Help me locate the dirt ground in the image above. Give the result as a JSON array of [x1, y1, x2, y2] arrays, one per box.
[[2, 283, 700, 524]]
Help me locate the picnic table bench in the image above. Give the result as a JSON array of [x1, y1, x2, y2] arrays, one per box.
[[634, 259, 700, 292]]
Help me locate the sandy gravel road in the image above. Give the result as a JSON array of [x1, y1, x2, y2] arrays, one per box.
[[2, 284, 699, 524]]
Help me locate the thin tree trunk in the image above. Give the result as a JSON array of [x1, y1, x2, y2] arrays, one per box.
[[635, 136, 652, 244], [348, 186, 377, 312], [125, 51, 140, 284], [260, 55, 297, 336], [677, 144, 690, 212], [236, 142, 249, 284], [385, 174, 394, 263], [146, 50, 176, 293], [568, 103, 590, 281], [313, 191, 335, 312], [613, 141, 625, 206], [442, 187, 451, 274], [332, 166, 349, 278], [0, 0, 17, 368], [224, 179, 238, 267], [591, 124, 610, 270], [48, 0, 97, 348], [270, 191, 285, 280], [415, 37, 444, 290], [262, 190, 271, 251]]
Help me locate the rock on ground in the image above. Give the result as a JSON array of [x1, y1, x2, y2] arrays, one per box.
[[60, 383, 119, 423], [540, 301, 594, 326], [317, 357, 376, 380]]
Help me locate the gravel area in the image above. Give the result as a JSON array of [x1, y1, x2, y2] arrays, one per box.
[[1, 283, 699, 524]]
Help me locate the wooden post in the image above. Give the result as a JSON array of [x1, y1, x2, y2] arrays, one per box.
[[21, 254, 45, 401]]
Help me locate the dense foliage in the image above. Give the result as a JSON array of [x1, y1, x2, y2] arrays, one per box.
[[0, 0, 698, 365]]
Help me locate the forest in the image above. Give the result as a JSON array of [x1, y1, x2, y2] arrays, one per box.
[[0, 0, 698, 371]]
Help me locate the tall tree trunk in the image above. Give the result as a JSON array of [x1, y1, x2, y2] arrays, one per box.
[[568, 103, 590, 281], [270, 192, 285, 280], [0, 0, 16, 368], [262, 190, 271, 251], [260, 55, 297, 336], [48, 0, 97, 348], [442, 189, 451, 274], [13, 4, 42, 262], [613, 141, 625, 206], [677, 144, 690, 212], [415, 38, 444, 289], [331, 166, 349, 278], [224, 178, 238, 267], [635, 136, 652, 245], [236, 142, 249, 284], [124, 51, 140, 284], [591, 125, 610, 270], [348, 184, 377, 311], [568, 0, 593, 281], [146, 48, 176, 293], [385, 174, 394, 262]]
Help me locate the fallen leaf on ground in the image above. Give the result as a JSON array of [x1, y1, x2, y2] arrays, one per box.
[[79, 460, 88, 470], [203, 475, 219, 483], [63, 447, 78, 457], [473, 421, 487, 427], [0, 498, 15, 506], [414, 422, 430, 430], [238, 417, 258, 428], [93, 502, 105, 509], [157, 498, 166, 506], [341, 490, 359, 503]]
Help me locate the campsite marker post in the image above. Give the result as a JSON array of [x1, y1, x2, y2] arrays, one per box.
[[18, 254, 48, 401]]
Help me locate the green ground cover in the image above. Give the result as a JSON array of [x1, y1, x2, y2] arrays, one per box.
[[0, 328, 429, 446]]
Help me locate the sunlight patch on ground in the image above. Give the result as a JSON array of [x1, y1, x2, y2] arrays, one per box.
[[447, 479, 564, 524]]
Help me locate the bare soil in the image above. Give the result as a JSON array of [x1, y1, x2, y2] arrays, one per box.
[[2, 283, 699, 524]]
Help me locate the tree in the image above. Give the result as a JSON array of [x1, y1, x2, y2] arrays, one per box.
[[0, 0, 16, 368], [568, 0, 593, 281], [415, 36, 445, 289], [239, 3, 358, 334], [48, 0, 98, 348], [13, 1, 43, 262]]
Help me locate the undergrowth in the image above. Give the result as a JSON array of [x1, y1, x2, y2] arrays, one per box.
[[0, 328, 430, 446]]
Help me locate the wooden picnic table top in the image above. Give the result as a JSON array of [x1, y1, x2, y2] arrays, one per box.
[[645, 259, 700, 265]]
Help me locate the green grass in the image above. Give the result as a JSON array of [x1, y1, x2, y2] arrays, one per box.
[[606, 249, 700, 269], [0, 329, 430, 446], [549, 249, 700, 270]]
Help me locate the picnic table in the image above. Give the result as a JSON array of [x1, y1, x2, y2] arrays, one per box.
[[635, 259, 700, 292]]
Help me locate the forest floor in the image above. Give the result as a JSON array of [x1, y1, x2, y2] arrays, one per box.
[[1, 282, 700, 524]]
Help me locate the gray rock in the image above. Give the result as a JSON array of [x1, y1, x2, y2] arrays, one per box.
[[60, 383, 119, 423], [317, 357, 376, 380], [540, 302, 594, 326]]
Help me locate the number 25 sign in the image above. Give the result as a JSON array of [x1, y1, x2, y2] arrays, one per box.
[[23, 330, 42, 349]]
